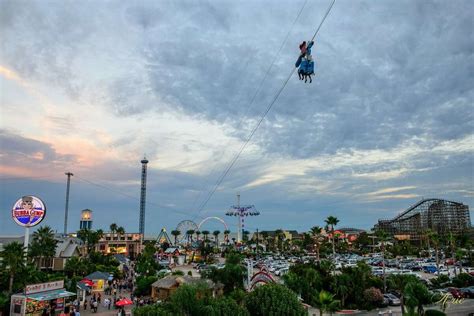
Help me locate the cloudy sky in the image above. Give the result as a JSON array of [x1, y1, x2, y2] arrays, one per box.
[[1, 0, 473, 236]]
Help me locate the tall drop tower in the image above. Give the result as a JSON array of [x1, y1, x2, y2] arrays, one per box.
[[139, 157, 149, 235]]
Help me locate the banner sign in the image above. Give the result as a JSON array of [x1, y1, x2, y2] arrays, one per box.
[[12, 196, 46, 227], [25, 280, 64, 295]]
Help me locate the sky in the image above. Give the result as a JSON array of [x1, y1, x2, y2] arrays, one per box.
[[0, 0, 473, 236]]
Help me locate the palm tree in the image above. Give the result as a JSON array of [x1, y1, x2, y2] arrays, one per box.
[[171, 230, 181, 246], [376, 229, 390, 292], [334, 274, 351, 307], [404, 281, 433, 315], [313, 290, 340, 316], [116, 226, 125, 237], [423, 228, 432, 250], [243, 230, 250, 242], [388, 274, 417, 314], [310, 226, 324, 261], [325, 216, 339, 258], [202, 230, 210, 245], [224, 229, 230, 244], [186, 229, 195, 245], [428, 231, 441, 276], [447, 232, 457, 275], [213, 230, 220, 247], [195, 230, 201, 241], [110, 223, 118, 234], [275, 229, 285, 252], [0, 242, 25, 293], [29, 226, 57, 267]]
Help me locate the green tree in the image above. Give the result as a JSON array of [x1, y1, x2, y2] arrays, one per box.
[[404, 281, 433, 316], [135, 243, 159, 277], [116, 226, 125, 236], [77, 228, 103, 255], [29, 226, 57, 267], [64, 256, 89, 277], [0, 242, 25, 293], [325, 216, 339, 258], [283, 263, 323, 304], [213, 230, 220, 247], [195, 230, 201, 241], [428, 231, 441, 276], [275, 229, 285, 252], [310, 226, 324, 261], [134, 275, 158, 296], [245, 284, 306, 316], [224, 230, 231, 244], [202, 230, 210, 244], [376, 229, 390, 292], [186, 230, 195, 245], [204, 252, 245, 294], [110, 223, 118, 234], [333, 274, 351, 307], [171, 230, 180, 246], [313, 290, 340, 316], [388, 274, 418, 314], [447, 232, 457, 275]]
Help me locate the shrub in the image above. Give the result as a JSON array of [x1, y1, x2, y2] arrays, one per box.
[[363, 287, 384, 310], [451, 273, 474, 288]]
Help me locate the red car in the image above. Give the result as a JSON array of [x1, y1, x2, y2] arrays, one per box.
[[445, 287, 464, 299], [445, 259, 456, 265]]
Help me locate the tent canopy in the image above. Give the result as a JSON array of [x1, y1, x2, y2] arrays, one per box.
[[27, 289, 76, 301]]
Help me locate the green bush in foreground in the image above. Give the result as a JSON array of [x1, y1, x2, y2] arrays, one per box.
[[245, 284, 306, 316]]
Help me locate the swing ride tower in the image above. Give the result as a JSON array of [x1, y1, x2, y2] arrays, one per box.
[[225, 194, 259, 243]]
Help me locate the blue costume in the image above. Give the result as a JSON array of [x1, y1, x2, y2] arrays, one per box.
[[297, 41, 315, 82], [296, 41, 315, 82]]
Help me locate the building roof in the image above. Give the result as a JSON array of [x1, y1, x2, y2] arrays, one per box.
[[113, 254, 129, 264], [55, 238, 80, 258], [151, 275, 215, 290], [164, 247, 179, 254], [0, 235, 32, 250], [85, 271, 110, 280]]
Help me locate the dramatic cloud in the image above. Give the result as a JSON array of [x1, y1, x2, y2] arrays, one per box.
[[0, 0, 472, 235]]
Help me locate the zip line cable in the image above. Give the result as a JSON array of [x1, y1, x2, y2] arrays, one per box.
[[193, 0, 336, 219], [191, 0, 310, 214], [74, 175, 198, 219]]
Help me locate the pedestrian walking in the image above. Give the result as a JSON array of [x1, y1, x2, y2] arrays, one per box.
[[83, 300, 87, 311], [93, 301, 98, 313]]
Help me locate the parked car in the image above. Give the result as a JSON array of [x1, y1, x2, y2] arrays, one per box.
[[423, 266, 437, 274], [445, 287, 464, 299], [383, 294, 401, 306], [460, 286, 474, 298]]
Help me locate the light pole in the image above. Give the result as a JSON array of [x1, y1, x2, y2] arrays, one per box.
[[64, 172, 73, 235]]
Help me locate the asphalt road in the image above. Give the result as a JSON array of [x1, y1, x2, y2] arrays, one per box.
[[307, 299, 474, 315]]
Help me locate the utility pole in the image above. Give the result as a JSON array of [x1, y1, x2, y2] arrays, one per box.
[[237, 193, 241, 243], [64, 172, 73, 235], [256, 228, 259, 260]]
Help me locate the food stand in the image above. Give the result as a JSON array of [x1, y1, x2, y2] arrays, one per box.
[[10, 280, 76, 316]]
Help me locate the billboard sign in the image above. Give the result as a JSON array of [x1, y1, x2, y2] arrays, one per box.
[[25, 280, 64, 295], [12, 196, 46, 227]]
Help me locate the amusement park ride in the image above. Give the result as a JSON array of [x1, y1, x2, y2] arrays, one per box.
[[174, 194, 259, 245], [225, 194, 259, 243]]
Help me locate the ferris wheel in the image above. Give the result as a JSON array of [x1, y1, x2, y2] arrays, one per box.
[[175, 220, 198, 244]]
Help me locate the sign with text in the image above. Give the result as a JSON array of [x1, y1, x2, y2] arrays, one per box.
[[12, 195, 46, 227], [25, 280, 64, 295]]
